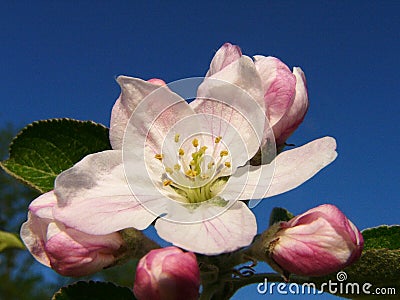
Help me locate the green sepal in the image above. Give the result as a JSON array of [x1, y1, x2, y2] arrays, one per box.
[[268, 207, 294, 227]]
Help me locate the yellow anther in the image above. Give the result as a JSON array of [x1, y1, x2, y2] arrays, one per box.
[[174, 133, 180, 143], [163, 179, 173, 186], [220, 150, 229, 157], [185, 169, 198, 177], [155, 153, 163, 160], [174, 164, 181, 171], [207, 161, 215, 169], [192, 138, 199, 147], [165, 167, 173, 174], [224, 162, 231, 168], [215, 136, 222, 143], [178, 148, 185, 156], [190, 160, 196, 166], [200, 146, 208, 153]]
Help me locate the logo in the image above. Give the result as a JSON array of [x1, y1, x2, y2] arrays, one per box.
[[256, 271, 396, 296]]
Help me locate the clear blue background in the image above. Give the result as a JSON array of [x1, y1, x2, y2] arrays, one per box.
[[1, 1, 399, 299]]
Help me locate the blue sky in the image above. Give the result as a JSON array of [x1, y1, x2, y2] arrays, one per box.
[[1, 1, 399, 299]]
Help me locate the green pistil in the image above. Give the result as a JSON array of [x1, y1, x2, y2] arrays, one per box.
[[190, 146, 207, 176], [171, 180, 218, 204]]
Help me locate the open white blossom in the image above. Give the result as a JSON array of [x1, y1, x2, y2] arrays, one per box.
[[52, 45, 337, 254]]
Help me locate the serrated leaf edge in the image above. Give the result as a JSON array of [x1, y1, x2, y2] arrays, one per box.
[[0, 160, 46, 192], [7, 118, 109, 154]]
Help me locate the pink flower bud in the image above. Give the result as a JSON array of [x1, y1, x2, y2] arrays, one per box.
[[254, 56, 309, 149], [270, 204, 363, 276], [20, 191, 125, 277], [134, 247, 200, 300]]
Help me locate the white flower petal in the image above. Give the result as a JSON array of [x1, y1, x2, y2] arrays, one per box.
[[121, 91, 201, 217], [110, 77, 163, 149], [221, 137, 337, 201], [20, 212, 51, 267], [191, 56, 266, 165], [267, 136, 337, 196], [53, 150, 156, 235], [155, 201, 257, 255], [205, 42, 242, 77]]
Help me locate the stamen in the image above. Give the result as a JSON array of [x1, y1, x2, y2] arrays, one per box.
[[155, 153, 163, 160], [185, 169, 197, 177], [165, 167, 173, 174], [163, 179, 173, 186], [220, 150, 229, 157], [224, 162, 231, 168], [178, 148, 185, 156], [192, 138, 199, 147], [200, 146, 208, 153], [174, 164, 181, 171], [174, 134, 180, 143], [215, 136, 222, 143], [207, 161, 215, 169]]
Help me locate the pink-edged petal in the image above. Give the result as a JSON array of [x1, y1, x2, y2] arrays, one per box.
[[45, 222, 123, 277], [274, 217, 350, 275], [206, 42, 242, 77], [154, 201, 257, 255], [160, 252, 201, 299], [20, 212, 51, 267], [287, 204, 345, 227], [273, 67, 309, 145], [53, 150, 157, 235], [29, 191, 56, 219], [221, 137, 337, 201], [286, 204, 364, 261], [254, 55, 296, 127], [110, 77, 165, 149], [191, 56, 266, 165]]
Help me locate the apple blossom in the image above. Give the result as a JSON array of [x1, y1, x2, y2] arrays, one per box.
[[269, 204, 363, 277], [133, 247, 200, 300], [20, 191, 126, 277], [52, 44, 337, 255], [208, 43, 308, 149]]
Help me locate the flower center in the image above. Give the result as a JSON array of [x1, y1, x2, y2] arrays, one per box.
[[155, 134, 231, 204]]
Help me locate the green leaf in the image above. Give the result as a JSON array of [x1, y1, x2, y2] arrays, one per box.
[[52, 281, 136, 300], [362, 225, 400, 250], [1, 119, 111, 193], [0, 230, 25, 251], [268, 207, 294, 227]]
